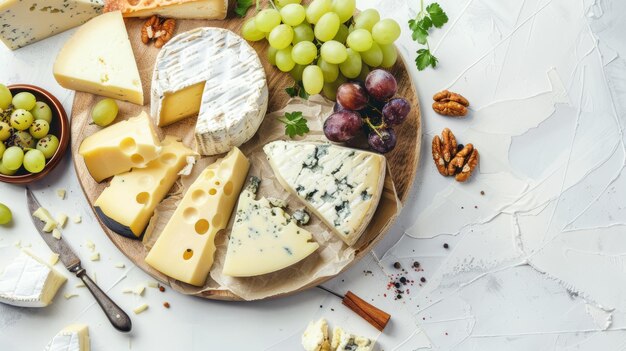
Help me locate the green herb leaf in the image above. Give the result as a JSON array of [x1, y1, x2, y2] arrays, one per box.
[[278, 112, 309, 138], [285, 86, 298, 98], [235, 0, 254, 17], [285, 81, 309, 99], [416, 49, 438, 71], [412, 25, 429, 44], [426, 3, 449, 28]]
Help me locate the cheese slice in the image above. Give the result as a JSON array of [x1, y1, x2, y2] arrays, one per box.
[[151, 27, 268, 155], [302, 319, 331, 351], [53, 11, 144, 105], [44, 324, 90, 351], [145, 147, 249, 286], [0, 249, 67, 307], [330, 327, 375, 351], [0, 0, 103, 50], [104, 0, 227, 19], [222, 177, 319, 277], [95, 136, 196, 237], [79, 112, 161, 182], [263, 141, 386, 246]]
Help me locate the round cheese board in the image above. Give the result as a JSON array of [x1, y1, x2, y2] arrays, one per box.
[[70, 2, 422, 301]]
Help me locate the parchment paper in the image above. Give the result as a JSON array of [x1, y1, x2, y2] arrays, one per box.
[[143, 95, 402, 300]]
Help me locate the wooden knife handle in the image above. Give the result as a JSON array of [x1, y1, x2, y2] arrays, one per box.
[[77, 268, 132, 332], [342, 291, 391, 331]]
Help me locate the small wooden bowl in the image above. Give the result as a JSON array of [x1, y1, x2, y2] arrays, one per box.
[[0, 84, 69, 184]]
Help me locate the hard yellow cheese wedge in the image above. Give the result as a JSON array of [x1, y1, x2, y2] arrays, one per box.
[[104, 0, 228, 19], [53, 11, 144, 105], [94, 136, 196, 238], [145, 147, 249, 286], [79, 112, 161, 182], [222, 177, 319, 277]]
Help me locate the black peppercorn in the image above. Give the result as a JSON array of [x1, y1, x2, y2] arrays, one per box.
[[393, 262, 401, 269]]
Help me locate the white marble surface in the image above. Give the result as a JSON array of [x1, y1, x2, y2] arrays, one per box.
[[2, 0, 626, 349]]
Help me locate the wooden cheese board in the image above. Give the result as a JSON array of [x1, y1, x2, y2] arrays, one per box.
[[70, 2, 422, 301]]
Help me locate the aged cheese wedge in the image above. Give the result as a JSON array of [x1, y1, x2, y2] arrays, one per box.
[[330, 326, 375, 351], [79, 112, 161, 182], [95, 136, 196, 238], [53, 11, 144, 105], [0, 249, 67, 307], [0, 0, 103, 50], [263, 141, 386, 246], [222, 177, 319, 277], [302, 319, 331, 351], [104, 0, 227, 19], [151, 27, 268, 155], [44, 324, 90, 351], [145, 147, 249, 286]]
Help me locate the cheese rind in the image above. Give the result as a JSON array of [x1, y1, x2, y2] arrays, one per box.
[[104, 0, 228, 19], [44, 324, 90, 351], [302, 319, 331, 351], [222, 177, 319, 277], [330, 327, 375, 351], [53, 11, 144, 105], [263, 141, 386, 246], [95, 136, 196, 237], [0, 249, 67, 308], [0, 0, 103, 50], [79, 112, 161, 182], [145, 147, 249, 286], [151, 27, 268, 155]]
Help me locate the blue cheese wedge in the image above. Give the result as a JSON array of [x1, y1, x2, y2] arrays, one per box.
[[222, 177, 319, 277], [331, 327, 375, 351], [263, 141, 386, 246], [302, 319, 331, 351], [44, 324, 90, 351]]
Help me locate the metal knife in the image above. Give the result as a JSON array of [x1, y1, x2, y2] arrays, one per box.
[[26, 188, 132, 332]]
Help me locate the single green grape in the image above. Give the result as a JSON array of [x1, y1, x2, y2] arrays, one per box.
[[12, 92, 37, 111], [354, 9, 380, 32], [302, 65, 324, 95], [371, 19, 401, 45], [268, 46, 279, 66], [277, 0, 301, 6], [36, 134, 59, 159], [292, 23, 315, 44], [280, 4, 306, 26], [2, 146, 24, 171], [292, 41, 318, 65], [30, 101, 53, 123], [10, 109, 34, 131], [320, 41, 348, 64], [0, 159, 16, 175], [306, 0, 332, 24], [380, 44, 398, 68], [0, 121, 11, 141], [255, 9, 282, 32], [346, 29, 373, 52], [0, 203, 12, 225], [276, 46, 296, 72], [0, 141, 5, 159], [13, 130, 35, 149], [339, 48, 362, 78], [317, 58, 339, 82], [315, 12, 340, 42], [242, 18, 266, 41], [361, 42, 383, 67], [0, 84, 12, 110], [269, 24, 294, 50], [333, 24, 349, 43], [29, 119, 50, 139], [290, 64, 306, 81], [23, 149, 46, 173], [91, 98, 119, 127], [331, 0, 356, 23]]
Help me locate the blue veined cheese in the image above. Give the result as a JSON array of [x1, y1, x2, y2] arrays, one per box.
[[263, 141, 386, 246], [222, 177, 319, 277], [0, 0, 103, 50], [151, 27, 268, 156], [44, 324, 90, 351], [302, 319, 331, 351], [331, 327, 375, 351]]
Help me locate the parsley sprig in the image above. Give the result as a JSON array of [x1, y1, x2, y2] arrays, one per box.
[[235, 0, 260, 17], [285, 81, 309, 99], [408, 1, 449, 70], [278, 112, 309, 138]]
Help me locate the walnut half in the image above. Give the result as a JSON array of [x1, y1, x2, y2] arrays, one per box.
[[432, 90, 469, 117], [141, 16, 176, 48], [432, 128, 479, 182]]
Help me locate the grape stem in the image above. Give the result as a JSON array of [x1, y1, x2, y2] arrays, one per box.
[[267, 0, 277, 10], [367, 102, 382, 114], [364, 117, 385, 138]]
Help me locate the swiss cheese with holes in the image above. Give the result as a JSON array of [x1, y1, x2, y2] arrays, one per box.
[[79, 112, 161, 182], [145, 147, 249, 286]]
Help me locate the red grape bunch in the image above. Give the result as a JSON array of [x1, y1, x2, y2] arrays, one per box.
[[323, 69, 411, 153]]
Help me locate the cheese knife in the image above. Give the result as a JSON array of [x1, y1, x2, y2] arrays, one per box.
[[317, 286, 391, 331], [26, 188, 132, 332]]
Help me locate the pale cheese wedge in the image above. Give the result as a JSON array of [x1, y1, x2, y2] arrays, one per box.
[[104, 0, 227, 19]]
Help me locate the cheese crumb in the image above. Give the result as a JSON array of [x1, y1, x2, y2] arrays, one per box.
[[90, 252, 100, 261], [147, 281, 159, 288], [64, 293, 78, 299], [14, 240, 21, 248], [122, 288, 133, 294], [56, 189, 66, 200], [73, 215, 82, 223], [56, 213, 68, 228], [76, 282, 86, 288], [85, 240, 95, 251], [52, 228, 62, 240], [114, 262, 125, 268], [133, 304, 149, 314], [133, 285, 145, 296], [49, 253, 60, 265]]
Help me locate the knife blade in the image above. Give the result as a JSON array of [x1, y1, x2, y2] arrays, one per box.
[[26, 188, 132, 332]]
